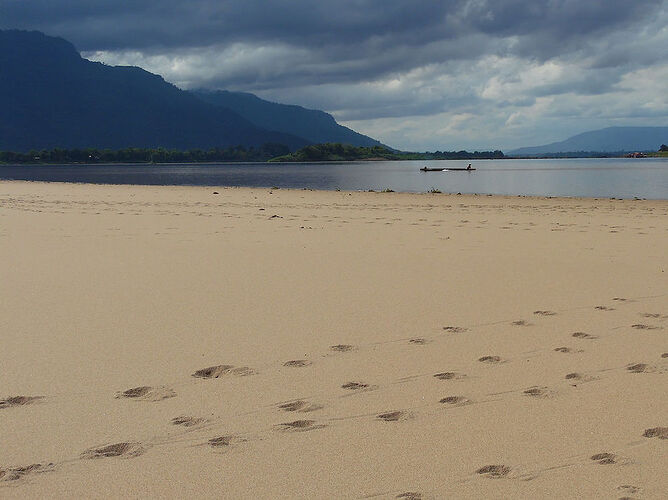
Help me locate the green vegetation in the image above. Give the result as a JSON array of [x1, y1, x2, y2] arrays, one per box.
[[269, 143, 505, 162], [644, 144, 668, 158], [270, 144, 396, 161], [0, 144, 290, 164], [1, 143, 506, 165], [9, 142, 666, 164]]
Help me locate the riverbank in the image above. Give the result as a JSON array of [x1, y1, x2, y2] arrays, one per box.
[[2, 181, 667, 498]]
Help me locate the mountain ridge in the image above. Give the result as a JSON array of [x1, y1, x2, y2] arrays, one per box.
[[193, 90, 383, 148], [509, 127, 668, 156], [0, 29, 384, 153], [0, 30, 311, 151]]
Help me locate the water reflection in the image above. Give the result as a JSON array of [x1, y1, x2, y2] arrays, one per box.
[[1, 158, 666, 199]]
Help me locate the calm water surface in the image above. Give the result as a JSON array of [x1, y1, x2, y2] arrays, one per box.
[[1, 158, 667, 199]]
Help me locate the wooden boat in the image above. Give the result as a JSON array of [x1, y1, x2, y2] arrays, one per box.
[[419, 166, 476, 172]]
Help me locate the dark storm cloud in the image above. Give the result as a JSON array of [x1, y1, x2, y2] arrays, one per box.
[[1, 0, 664, 95], [0, 1, 457, 51], [462, 0, 657, 37], [1, 0, 662, 56]]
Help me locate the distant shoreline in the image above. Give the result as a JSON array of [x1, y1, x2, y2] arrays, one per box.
[[3, 141, 666, 166], [3, 154, 667, 166], [3, 153, 667, 166]]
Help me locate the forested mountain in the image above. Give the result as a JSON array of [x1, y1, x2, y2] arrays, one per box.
[[193, 90, 384, 148], [509, 127, 668, 156], [0, 30, 308, 151]]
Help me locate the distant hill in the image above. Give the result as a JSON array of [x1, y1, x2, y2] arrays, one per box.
[[0, 30, 309, 151], [509, 127, 668, 156], [193, 90, 383, 148]]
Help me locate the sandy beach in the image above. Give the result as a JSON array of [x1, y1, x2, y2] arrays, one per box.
[[1, 180, 666, 499]]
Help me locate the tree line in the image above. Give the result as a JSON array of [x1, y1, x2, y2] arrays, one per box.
[[269, 143, 505, 162], [0, 143, 291, 164], [1, 143, 507, 165]]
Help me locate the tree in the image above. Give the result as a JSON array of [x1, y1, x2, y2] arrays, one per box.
[[660, 144, 668, 152]]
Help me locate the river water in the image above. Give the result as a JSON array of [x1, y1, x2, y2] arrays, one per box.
[[1, 158, 667, 199]]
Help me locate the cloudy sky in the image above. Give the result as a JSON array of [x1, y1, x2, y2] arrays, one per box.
[[2, 0, 667, 151]]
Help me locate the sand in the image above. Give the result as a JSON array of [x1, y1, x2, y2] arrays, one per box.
[[1, 181, 666, 499]]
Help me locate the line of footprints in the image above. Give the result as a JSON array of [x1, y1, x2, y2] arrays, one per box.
[[2, 302, 666, 496]]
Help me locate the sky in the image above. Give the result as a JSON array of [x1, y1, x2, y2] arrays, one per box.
[[2, 0, 667, 151]]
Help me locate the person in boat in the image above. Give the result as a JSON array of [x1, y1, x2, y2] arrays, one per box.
[[467, 163, 472, 170]]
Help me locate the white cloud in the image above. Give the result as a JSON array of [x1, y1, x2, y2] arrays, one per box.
[[85, 43, 315, 90]]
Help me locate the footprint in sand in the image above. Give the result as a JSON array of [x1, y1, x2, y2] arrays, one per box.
[[171, 416, 207, 427], [433, 372, 464, 380], [439, 395, 471, 406], [533, 310, 557, 316], [0, 463, 54, 483], [617, 485, 641, 499], [642, 427, 668, 439], [396, 492, 423, 500], [572, 332, 597, 340], [192, 365, 255, 378], [192, 365, 234, 379], [595, 305, 614, 311], [377, 411, 410, 422], [511, 320, 531, 326], [208, 435, 247, 448], [476, 465, 511, 478], [626, 363, 652, 373], [81, 442, 146, 459], [631, 324, 659, 330], [564, 373, 596, 385], [590, 452, 617, 465], [554, 346, 578, 353], [523, 386, 552, 398], [442, 326, 468, 333], [330, 344, 356, 352], [283, 360, 312, 368], [208, 436, 233, 447], [276, 419, 326, 432], [640, 313, 662, 318], [478, 355, 503, 364], [277, 400, 323, 413], [115, 386, 176, 402], [662, 353, 668, 358], [342, 381, 370, 390], [408, 338, 429, 345], [0, 396, 43, 409]]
